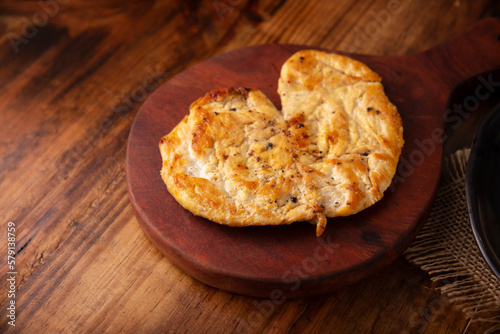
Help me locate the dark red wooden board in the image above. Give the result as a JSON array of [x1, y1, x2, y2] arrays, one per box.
[[126, 18, 500, 298]]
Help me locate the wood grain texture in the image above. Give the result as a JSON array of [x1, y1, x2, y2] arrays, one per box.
[[1, 0, 500, 332], [126, 21, 500, 298]]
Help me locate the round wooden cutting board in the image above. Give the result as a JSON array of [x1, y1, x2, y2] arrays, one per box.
[[126, 18, 500, 298]]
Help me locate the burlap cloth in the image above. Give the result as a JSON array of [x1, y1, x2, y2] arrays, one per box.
[[405, 149, 500, 333]]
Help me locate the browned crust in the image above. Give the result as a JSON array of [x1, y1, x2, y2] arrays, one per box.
[[159, 50, 404, 236]]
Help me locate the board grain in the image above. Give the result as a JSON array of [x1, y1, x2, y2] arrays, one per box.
[[126, 18, 500, 298], [2, 0, 500, 332]]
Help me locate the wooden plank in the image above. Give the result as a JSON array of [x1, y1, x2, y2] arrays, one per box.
[[1, 0, 499, 332]]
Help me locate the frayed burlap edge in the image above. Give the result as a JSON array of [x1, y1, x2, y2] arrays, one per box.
[[405, 149, 500, 334]]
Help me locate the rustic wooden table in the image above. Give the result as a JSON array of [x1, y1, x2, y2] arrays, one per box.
[[1, 1, 499, 333]]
